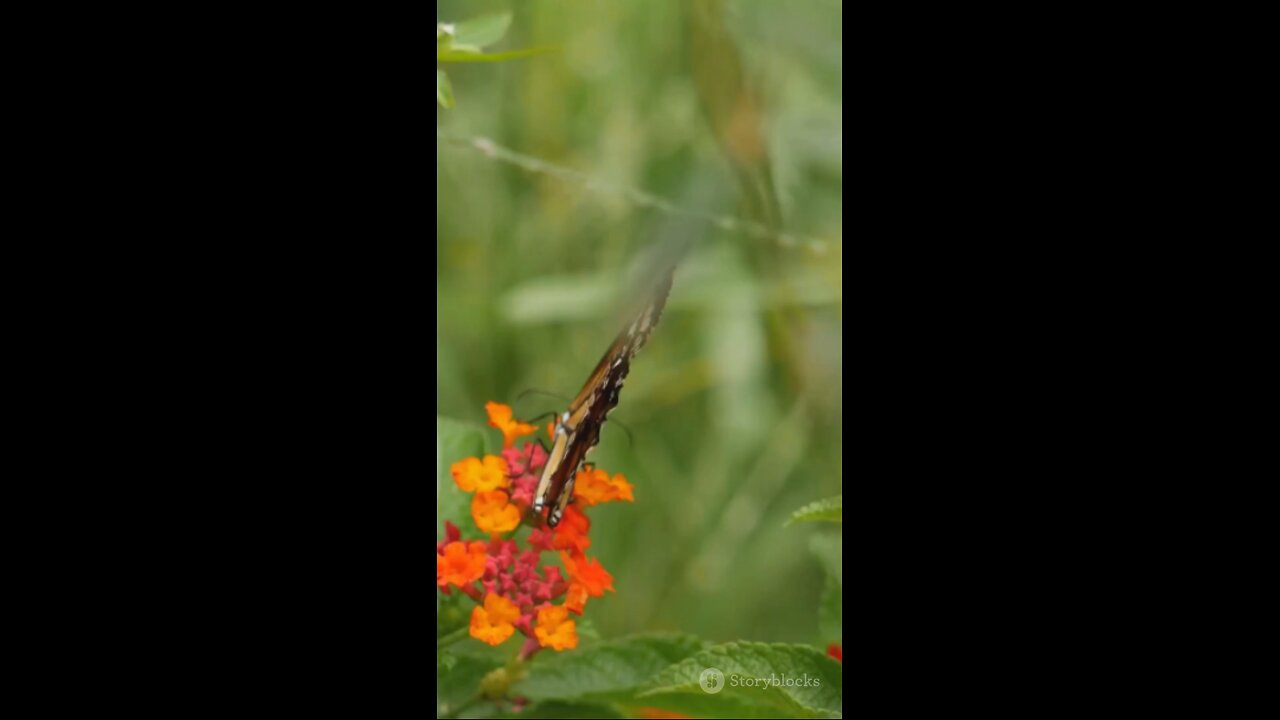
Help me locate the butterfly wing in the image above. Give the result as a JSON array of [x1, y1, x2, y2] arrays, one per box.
[[534, 269, 673, 527]]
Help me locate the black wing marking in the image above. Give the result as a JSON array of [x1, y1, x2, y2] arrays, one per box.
[[534, 269, 673, 527]]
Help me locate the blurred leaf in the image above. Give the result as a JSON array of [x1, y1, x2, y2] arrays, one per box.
[[818, 575, 841, 643], [437, 23, 453, 49], [500, 275, 615, 324], [690, 0, 783, 229], [453, 13, 512, 49], [514, 633, 705, 701], [641, 642, 843, 718], [437, 590, 470, 639], [437, 69, 454, 109], [786, 495, 841, 525], [438, 653, 501, 710], [458, 701, 507, 719], [437, 416, 486, 536], [808, 533, 841, 586], [437, 46, 547, 64], [575, 618, 601, 644], [438, 649, 457, 673], [520, 701, 624, 719]]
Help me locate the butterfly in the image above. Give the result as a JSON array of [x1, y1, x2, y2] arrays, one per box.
[[533, 268, 675, 527]]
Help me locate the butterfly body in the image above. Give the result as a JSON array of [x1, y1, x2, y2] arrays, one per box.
[[533, 270, 672, 527]]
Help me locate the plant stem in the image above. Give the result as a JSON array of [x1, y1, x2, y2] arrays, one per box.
[[437, 625, 469, 649]]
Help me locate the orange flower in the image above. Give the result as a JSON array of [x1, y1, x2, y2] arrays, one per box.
[[546, 422, 555, 440], [451, 455, 509, 493], [560, 551, 615, 597], [470, 593, 520, 646], [436, 540, 486, 588], [564, 581, 589, 615], [552, 505, 591, 553], [534, 604, 578, 651], [572, 467, 635, 506], [473, 490, 521, 534], [486, 402, 537, 448]]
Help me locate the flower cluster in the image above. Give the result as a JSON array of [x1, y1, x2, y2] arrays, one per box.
[[437, 402, 634, 653]]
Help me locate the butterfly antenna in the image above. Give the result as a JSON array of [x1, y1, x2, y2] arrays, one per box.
[[608, 418, 636, 450], [517, 388, 572, 405], [517, 410, 556, 453]]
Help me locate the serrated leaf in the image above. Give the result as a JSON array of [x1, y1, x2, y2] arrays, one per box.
[[808, 533, 841, 586], [453, 12, 512, 49], [437, 69, 454, 109], [437, 416, 485, 535], [818, 574, 841, 643], [514, 633, 706, 701], [641, 642, 843, 719], [626, 693, 806, 719], [786, 495, 841, 525], [520, 701, 625, 719]]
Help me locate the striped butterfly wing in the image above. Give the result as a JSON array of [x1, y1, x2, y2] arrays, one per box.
[[534, 270, 673, 527]]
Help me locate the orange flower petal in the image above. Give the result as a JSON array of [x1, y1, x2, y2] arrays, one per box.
[[573, 467, 635, 507], [473, 490, 522, 534], [437, 540, 487, 588], [564, 581, 589, 615], [551, 504, 591, 553], [560, 551, 614, 597], [486, 402, 538, 448], [470, 593, 519, 646], [451, 455, 509, 493], [450, 457, 480, 492], [534, 604, 578, 651]]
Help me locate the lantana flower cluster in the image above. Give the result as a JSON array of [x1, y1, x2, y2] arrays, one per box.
[[437, 402, 634, 653]]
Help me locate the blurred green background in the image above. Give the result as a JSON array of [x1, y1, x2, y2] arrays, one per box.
[[437, 0, 842, 646]]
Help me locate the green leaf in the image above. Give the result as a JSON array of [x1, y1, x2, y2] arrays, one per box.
[[452, 12, 512, 49], [808, 533, 841, 586], [436, 416, 486, 536], [520, 701, 625, 719], [786, 495, 842, 525], [640, 642, 843, 719], [437, 589, 470, 640], [810, 530, 841, 644], [626, 693, 805, 719], [818, 574, 841, 643], [457, 701, 506, 719], [574, 618, 601, 644], [500, 274, 616, 324], [437, 69, 454, 109], [437, 649, 457, 673], [514, 633, 706, 701], [437, 653, 502, 711], [437, 46, 547, 64]]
